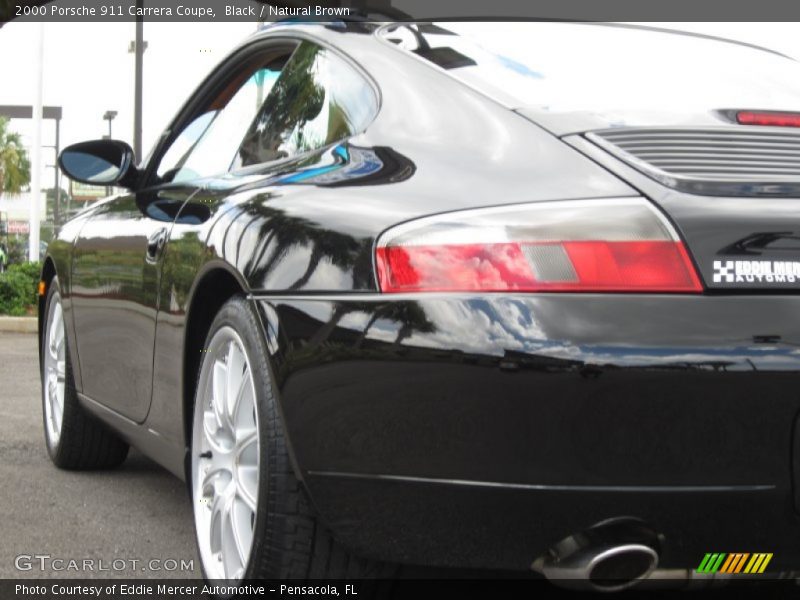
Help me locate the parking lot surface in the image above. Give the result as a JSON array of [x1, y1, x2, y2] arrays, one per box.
[[0, 332, 199, 579]]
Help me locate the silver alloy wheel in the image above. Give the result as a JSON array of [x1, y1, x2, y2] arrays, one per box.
[[43, 291, 66, 447], [192, 326, 259, 581]]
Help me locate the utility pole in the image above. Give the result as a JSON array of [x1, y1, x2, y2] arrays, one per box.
[[29, 22, 44, 262], [104, 110, 117, 139], [53, 116, 60, 232], [103, 111, 117, 197], [256, 15, 265, 108], [133, 0, 144, 161]]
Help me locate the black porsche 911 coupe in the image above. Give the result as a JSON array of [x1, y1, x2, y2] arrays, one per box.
[[41, 20, 800, 590]]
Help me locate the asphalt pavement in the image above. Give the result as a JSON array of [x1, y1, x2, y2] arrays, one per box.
[[0, 332, 199, 579]]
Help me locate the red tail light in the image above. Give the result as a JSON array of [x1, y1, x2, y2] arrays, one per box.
[[375, 198, 702, 294], [737, 111, 800, 128]]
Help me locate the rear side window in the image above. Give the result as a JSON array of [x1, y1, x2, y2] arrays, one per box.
[[235, 41, 377, 168]]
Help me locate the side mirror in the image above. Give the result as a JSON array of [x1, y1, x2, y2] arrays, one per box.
[[58, 139, 140, 189]]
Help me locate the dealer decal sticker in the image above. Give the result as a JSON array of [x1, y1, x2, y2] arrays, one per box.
[[713, 260, 800, 283]]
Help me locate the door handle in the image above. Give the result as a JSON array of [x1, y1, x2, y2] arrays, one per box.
[[146, 228, 168, 263]]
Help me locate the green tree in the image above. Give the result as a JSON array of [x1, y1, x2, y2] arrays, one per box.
[[45, 186, 72, 225], [0, 117, 31, 194]]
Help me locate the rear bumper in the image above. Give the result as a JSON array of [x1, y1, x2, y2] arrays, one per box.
[[253, 293, 800, 572]]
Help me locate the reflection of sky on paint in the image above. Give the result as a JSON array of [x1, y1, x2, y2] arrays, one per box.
[[415, 22, 800, 115], [299, 298, 800, 373], [332, 298, 800, 371], [496, 55, 543, 79], [274, 144, 380, 186], [303, 256, 353, 289]]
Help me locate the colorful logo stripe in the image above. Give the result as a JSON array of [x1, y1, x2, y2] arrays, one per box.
[[696, 553, 773, 574]]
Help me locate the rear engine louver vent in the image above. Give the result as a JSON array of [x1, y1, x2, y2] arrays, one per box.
[[588, 128, 800, 197]]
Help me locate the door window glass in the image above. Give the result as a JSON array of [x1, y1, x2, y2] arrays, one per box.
[[155, 57, 286, 183], [235, 41, 377, 168]]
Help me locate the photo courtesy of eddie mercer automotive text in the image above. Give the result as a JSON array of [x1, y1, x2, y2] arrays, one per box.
[[14, 584, 353, 597], [24, 15, 800, 595]]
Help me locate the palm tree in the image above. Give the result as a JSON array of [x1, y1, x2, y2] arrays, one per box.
[[0, 117, 31, 194]]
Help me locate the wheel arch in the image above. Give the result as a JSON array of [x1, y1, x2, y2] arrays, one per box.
[[182, 263, 247, 454], [180, 262, 310, 496]]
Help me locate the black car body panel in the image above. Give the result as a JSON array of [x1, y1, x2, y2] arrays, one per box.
[[252, 293, 800, 569], [42, 21, 800, 575]]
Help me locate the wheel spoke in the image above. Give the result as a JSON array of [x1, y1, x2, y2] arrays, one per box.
[[220, 492, 243, 579], [51, 304, 63, 354], [230, 367, 251, 431], [212, 359, 227, 428], [54, 320, 64, 351], [233, 376, 255, 434], [209, 491, 225, 555], [47, 375, 60, 434], [226, 343, 246, 423], [48, 317, 55, 350], [201, 465, 230, 493], [235, 427, 258, 512], [55, 377, 64, 413], [203, 409, 219, 445], [230, 495, 253, 566], [236, 467, 258, 511], [53, 302, 62, 330], [53, 386, 63, 432], [237, 430, 258, 454], [48, 308, 59, 358]]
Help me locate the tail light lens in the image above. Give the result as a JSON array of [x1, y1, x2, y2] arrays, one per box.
[[737, 111, 800, 128], [375, 198, 702, 293]]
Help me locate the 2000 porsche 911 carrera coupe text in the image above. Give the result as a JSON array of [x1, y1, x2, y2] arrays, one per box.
[[40, 20, 800, 591]]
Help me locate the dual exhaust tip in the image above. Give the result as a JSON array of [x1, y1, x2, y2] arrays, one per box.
[[532, 518, 662, 592]]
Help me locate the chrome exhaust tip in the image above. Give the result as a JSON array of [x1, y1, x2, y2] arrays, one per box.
[[532, 518, 661, 592], [585, 544, 659, 591]]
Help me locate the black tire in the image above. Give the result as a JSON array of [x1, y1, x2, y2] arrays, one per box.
[[191, 295, 395, 583], [41, 277, 129, 469]]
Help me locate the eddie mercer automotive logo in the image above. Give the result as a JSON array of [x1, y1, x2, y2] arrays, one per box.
[[713, 259, 800, 283]]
